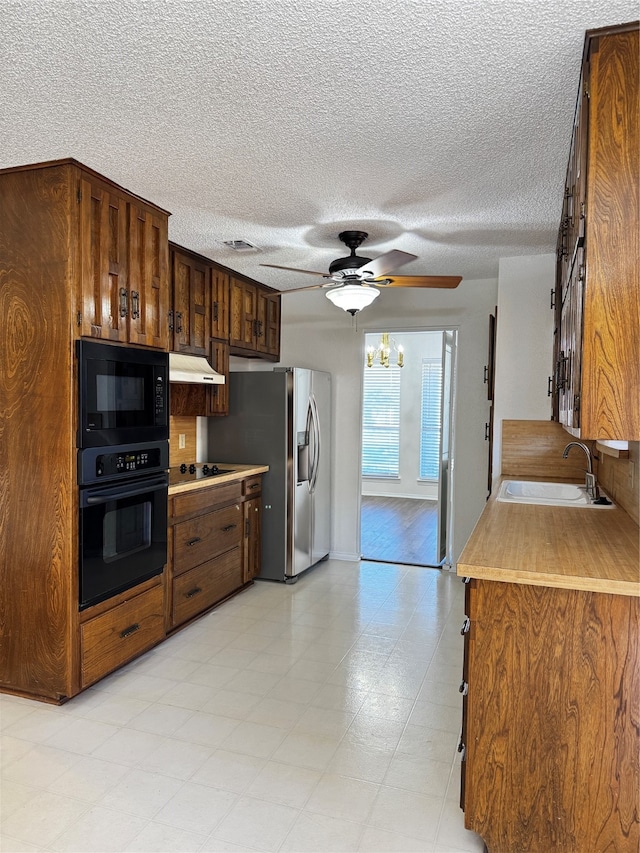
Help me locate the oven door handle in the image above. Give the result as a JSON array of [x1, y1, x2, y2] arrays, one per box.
[[82, 474, 168, 506]]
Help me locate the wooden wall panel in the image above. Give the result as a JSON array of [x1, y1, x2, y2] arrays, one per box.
[[501, 420, 589, 480], [596, 441, 640, 526], [0, 164, 76, 700], [169, 415, 197, 466]]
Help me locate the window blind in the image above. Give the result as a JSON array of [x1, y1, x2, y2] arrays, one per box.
[[419, 358, 443, 480], [362, 364, 401, 477]]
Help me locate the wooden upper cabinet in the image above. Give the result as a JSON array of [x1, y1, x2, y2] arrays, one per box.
[[208, 340, 230, 416], [170, 246, 211, 355], [77, 171, 170, 350], [555, 24, 639, 439], [129, 201, 170, 350], [257, 289, 281, 358], [230, 276, 258, 350], [230, 275, 281, 360], [211, 268, 230, 342], [78, 176, 129, 343]]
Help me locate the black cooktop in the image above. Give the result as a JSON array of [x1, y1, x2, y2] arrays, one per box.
[[169, 463, 234, 485]]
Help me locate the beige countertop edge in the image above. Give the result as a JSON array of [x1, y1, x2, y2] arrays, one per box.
[[456, 478, 640, 597], [456, 563, 640, 597], [168, 464, 269, 496]]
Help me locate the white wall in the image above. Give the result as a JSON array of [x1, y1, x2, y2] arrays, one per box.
[[239, 278, 498, 564], [492, 254, 556, 478], [362, 330, 442, 501]]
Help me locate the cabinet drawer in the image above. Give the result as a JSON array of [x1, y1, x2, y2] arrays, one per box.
[[172, 547, 243, 627], [174, 503, 242, 574], [80, 584, 165, 688], [172, 481, 242, 519], [243, 475, 262, 497]]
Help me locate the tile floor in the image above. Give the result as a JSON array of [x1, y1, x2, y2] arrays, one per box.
[[1, 560, 484, 853]]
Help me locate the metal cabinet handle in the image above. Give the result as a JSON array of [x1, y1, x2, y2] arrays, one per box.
[[175, 311, 183, 334], [460, 617, 470, 635], [483, 365, 488, 383], [485, 423, 490, 441], [185, 587, 202, 598], [222, 524, 237, 532], [131, 290, 140, 319], [459, 681, 469, 696], [120, 623, 140, 639], [248, 483, 260, 490], [186, 537, 202, 547], [119, 287, 128, 318], [458, 737, 465, 753], [168, 309, 174, 332]]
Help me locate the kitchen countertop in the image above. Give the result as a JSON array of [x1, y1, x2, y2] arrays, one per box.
[[168, 464, 269, 496], [457, 477, 640, 597]]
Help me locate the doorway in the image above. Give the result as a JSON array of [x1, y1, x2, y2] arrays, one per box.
[[359, 329, 457, 567]]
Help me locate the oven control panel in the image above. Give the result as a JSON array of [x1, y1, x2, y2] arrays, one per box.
[[96, 448, 161, 478], [78, 440, 169, 486]]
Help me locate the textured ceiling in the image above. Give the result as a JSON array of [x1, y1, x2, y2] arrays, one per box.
[[1, 0, 637, 290]]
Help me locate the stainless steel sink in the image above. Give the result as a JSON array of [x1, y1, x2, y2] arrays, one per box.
[[497, 480, 614, 508]]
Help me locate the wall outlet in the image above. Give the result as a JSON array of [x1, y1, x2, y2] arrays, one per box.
[[178, 433, 186, 450], [628, 460, 635, 490]]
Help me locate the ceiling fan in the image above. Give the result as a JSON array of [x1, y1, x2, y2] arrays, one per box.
[[261, 230, 462, 314]]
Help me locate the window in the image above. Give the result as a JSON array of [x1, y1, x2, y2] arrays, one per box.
[[362, 364, 401, 477], [419, 358, 443, 480]]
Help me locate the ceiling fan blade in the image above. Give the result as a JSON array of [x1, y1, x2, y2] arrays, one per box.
[[278, 282, 339, 294], [357, 250, 417, 279], [373, 275, 463, 289], [260, 263, 326, 277]]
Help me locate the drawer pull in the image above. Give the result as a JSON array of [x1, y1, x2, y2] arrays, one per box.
[[461, 576, 471, 584], [459, 681, 469, 696], [458, 737, 465, 753], [248, 483, 260, 490], [186, 537, 202, 547], [460, 617, 470, 635], [222, 524, 237, 532], [185, 587, 202, 599], [120, 623, 140, 639]]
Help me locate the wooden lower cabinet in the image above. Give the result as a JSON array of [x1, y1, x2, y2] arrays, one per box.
[[168, 475, 263, 630], [80, 583, 165, 689], [172, 548, 243, 626], [461, 578, 639, 853], [243, 497, 262, 583]]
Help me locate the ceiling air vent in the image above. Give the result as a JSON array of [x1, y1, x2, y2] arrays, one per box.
[[222, 239, 259, 252]]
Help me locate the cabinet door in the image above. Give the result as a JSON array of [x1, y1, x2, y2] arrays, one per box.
[[128, 201, 170, 350], [243, 497, 261, 582], [229, 277, 257, 349], [171, 249, 210, 355], [208, 340, 229, 416], [211, 268, 230, 341], [256, 290, 281, 358], [559, 254, 584, 431], [78, 176, 129, 342]]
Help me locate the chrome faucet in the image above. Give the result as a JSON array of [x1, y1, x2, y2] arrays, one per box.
[[562, 441, 598, 500]]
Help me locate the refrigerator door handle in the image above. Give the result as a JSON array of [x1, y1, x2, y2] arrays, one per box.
[[309, 393, 321, 493]]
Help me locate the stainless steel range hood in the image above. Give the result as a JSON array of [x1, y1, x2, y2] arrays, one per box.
[[169, 353, 225, 385]]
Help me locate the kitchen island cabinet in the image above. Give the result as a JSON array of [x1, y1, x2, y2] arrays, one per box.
[[457, 483, 639, 853]]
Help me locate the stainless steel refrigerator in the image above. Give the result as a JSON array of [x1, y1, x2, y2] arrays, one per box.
[[207, 368, 331, 582]]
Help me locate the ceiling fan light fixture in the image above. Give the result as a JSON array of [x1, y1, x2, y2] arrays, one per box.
[[326, 284, 380, 315]]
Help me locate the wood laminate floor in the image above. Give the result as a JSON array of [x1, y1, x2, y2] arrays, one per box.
[[361, 495, 439, 566]]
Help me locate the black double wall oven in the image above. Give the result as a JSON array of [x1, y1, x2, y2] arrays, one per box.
[[77, 341, 169, 610]]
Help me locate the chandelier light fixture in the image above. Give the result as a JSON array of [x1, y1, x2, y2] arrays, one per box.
[[325, 284, 380, 315], [366, 332, 404, 368]]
